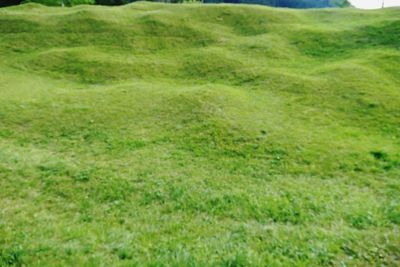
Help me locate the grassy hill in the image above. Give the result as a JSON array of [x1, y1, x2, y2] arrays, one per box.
[[0, 2, 399, 266]]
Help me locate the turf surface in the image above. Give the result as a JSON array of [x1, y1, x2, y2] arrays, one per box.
[[0, 2, 399, 266]]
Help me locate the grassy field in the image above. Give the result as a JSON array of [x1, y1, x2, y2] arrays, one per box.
[[0, 2, 399, 266]]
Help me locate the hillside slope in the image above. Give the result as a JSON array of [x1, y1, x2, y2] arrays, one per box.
[[0, 2, 399, 266]]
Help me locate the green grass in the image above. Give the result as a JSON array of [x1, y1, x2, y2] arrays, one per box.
[[0, 2, 399, 266]]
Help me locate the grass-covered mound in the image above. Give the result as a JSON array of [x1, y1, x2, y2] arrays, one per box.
[[0, 2, 399, 266]]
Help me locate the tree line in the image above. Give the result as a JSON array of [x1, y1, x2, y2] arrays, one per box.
[[0, 0, 350, 7], [0, 0, 133, 7], [203, 0, 350, 8]]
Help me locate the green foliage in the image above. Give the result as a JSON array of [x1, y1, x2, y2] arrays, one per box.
[[23, 0, 95, 6], [330, 0, 350, 7], [0, 2, 399, 266]]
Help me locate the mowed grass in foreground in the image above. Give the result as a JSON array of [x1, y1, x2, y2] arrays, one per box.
[[0, 2, 400, 266]]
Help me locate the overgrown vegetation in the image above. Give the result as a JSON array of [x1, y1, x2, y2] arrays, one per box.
[[0, 2, 399, 266]]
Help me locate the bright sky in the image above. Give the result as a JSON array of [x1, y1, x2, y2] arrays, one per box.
[[350, 0, 400, 9]]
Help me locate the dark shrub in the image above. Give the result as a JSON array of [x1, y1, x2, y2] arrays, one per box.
[[95, 0, 131, 5], [0, 0, 23, 7]]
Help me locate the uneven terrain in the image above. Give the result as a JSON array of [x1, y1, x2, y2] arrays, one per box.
[[0, 2, 399, 266]]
